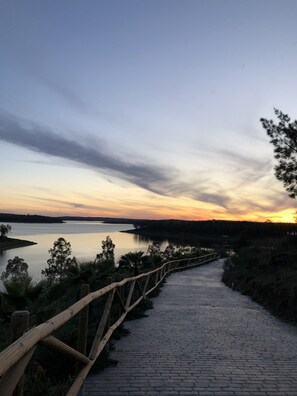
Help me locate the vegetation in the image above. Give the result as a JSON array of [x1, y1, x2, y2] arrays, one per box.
[[125, 219, 297, 249], [41, 237, 78, 280], [261, 109, 297, 198], [94, 235, 115, 266], [1, 256, 32, 294], [0, 213, 64, 223], [223, 236, 297, 322], [118, 251, 145, 275], [0, 224, 11, 238]]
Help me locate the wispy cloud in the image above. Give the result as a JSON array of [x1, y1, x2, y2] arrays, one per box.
[[0, 111, 176, 195], [192, 191, 231, 209], [39, 76, 88, 111], [0, 112, 279, 213], [27, 195, 104, 211], [214, 148, 272, 176]]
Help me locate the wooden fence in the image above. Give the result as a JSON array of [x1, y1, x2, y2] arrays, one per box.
[[0, 252, 218, 396]]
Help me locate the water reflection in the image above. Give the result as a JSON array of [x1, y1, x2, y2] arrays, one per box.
[[132, 233, 154, 243], [0, 221, 161, 281]]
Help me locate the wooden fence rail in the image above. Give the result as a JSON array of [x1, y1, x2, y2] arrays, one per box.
[[0, 252, 218, 396]]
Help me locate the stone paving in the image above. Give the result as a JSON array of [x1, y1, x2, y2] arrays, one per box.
[[83, 259, 297, 395]]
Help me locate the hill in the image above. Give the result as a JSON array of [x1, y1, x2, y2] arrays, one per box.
[[0, 213, 64, 223]]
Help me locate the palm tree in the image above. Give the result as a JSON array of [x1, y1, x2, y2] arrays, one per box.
[[118, 251, 145, 276]]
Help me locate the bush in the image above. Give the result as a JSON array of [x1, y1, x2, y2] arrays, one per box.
[[222, 237, 297, 321]]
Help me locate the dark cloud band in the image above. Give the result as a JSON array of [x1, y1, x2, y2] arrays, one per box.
[[0, 112, 173, 195]]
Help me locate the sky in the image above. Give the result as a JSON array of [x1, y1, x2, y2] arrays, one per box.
[[0, 0, 297, 222]]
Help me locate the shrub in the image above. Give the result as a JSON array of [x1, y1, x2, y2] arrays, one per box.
[[222, 238, 297, 321]]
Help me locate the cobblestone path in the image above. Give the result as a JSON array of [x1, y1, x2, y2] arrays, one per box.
[[83, 259, 297, 395]]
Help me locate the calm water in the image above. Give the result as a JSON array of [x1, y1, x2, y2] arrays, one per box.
[[0, 221, 157, 281]]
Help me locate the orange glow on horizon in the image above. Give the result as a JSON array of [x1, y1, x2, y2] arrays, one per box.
[[1, 202, 296, 224], [1, 185, 296, 223]]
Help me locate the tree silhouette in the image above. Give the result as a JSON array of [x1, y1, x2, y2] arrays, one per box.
[[261, 109, 297, 198], [0, 224, 11, 238], [1, 256, 32, 297], [42, 237, 78, 280], [94, 236, 115, 266], [118, 251, 144, 275]]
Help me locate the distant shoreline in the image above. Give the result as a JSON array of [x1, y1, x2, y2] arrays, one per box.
[[0, 237, 37, 252], [0, 213, 63, 223], [121, 228, 211, 245]]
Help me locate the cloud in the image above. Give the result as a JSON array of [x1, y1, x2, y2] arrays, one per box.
[[27, 195, 103, 211], [28, 65, 91, 113], [192, 192, 231, 209], [0, 111, 177, 195], [250, 191, 294, 213], [215, 148, 272, 174], [0, 112, 272, 213], [40, 76, 88, 111], [209, 148, 273, 191]]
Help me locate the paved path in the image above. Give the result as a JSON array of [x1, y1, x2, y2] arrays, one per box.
[[83, 259, 297, 395]]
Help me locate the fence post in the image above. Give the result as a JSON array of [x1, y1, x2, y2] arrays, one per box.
[[106, 277, 112, 352], [10, 311, 30, 343], [118, 275, 125, 317], [120, 277, 125, 306], [10, 310, 30, 396], [77, 284, 90, 357]]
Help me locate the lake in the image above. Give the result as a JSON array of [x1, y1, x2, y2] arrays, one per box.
[[0, 221, 159, 281]]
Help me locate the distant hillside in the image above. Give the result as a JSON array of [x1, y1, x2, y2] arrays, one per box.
[[0, 213, 64, 223], [0, 213, 143, 225], [124, 219, 297, 246]]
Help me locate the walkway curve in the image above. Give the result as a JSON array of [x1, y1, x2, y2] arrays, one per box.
[[83, 259, 297, 395]]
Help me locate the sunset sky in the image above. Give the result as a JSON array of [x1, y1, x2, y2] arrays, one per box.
[[1, 0, 297, 222]]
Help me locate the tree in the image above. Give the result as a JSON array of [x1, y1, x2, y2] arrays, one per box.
[[94, 236, 115, 266], [42, 237, 78, 281], [0, 224, 11, 238], [147, 241, 162, 257], [261, 109, 297, 198], [118, 251, 144, 275], [163, 244, 176, 259], [146, 241, 164, 267], [1, 256, 32, 295]]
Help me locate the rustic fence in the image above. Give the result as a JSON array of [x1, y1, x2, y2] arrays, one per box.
[[0, 252, 218, 396]]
